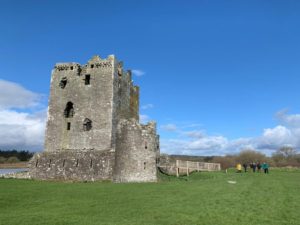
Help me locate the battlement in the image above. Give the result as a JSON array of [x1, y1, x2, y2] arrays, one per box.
[[118, 119, 156, 134]]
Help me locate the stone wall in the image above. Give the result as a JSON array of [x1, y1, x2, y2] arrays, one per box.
[[45, 55, 116, 152], [29, 150, 115, 181], [113, 119, 159, 182]]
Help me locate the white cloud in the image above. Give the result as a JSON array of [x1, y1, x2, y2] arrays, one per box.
[[276, 109, 300, 127], [160, 110, 300, 156], [132, 69, 145, 77], [140, 114, 150, 124], [184, 130, 204, 139], [0, 79, 42, 109], [160, 123, 177, 132], [141, 104, 154, 110], [0, 80, 46, 151], [0, 109, 46, 151]]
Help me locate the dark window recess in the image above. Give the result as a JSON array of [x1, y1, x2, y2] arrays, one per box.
[[67, 122, 71, 130], [83, 118, 92, 131], [63, 159, 66, 167], [145, 141, 148, 149], [70, 66, 73, 70], [77, 67, 82, 76], [64, 102, 74, 118], [144, 162, 146, 170], [90, 159, 93, 168], [76, 159, 79, 167], [85, 75, 91, 85], [59, 77, 67, 89], [90, 64, 94, 68], [48, 159, 52, 168], [35, 160, 38, 167]]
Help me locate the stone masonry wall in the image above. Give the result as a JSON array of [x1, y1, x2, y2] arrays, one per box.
[[45, 55, 116, 152], [113, 119, 159, 182], [29, 150, 115, 181]]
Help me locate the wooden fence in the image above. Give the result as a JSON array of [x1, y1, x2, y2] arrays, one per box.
[[158, 160, 221, 177]]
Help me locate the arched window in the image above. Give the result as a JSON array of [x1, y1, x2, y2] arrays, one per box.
[[64, 102, 74, 118], [83, 118, 92, 131]]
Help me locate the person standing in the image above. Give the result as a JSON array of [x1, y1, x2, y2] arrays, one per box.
[[242, 163, 248, 173], [257, 162, 261, 173], [262, 162, 269, 174], [236, 163, 242, 173], [252, 162, 257, 173]]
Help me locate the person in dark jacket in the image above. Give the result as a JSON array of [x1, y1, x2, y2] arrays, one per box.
[[252, 162, 257, 172], [242, 163, 248, 172], [256, 162, 261, 173]]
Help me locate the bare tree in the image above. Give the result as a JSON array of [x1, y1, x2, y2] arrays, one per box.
[[236, 149, 266, 164]]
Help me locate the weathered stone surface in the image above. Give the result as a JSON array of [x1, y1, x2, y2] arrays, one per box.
[[30, 55, 160, 182], [29, 150, 114, 181], [113, 119, 159, 182]]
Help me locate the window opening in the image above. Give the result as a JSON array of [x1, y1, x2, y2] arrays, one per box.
[[90, 159, 93, 168], [90, 64, 94, 68], [70, 66, 73, 70], [63, 159, 66, 167], [76, 159, 79, 167], [144, 162, 146, 170], [59, 77, 67, 89], [48, 159, 52, 168], [35, 160, 39, 167], [64, 102, 74, 118], [85, 74, 91, 85], [145, 141, 148, 149], [67, 122, 71, 130], [83, 118, 92, 131]]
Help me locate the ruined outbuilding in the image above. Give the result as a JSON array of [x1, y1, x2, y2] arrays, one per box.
[[29, 55, 160, 182]]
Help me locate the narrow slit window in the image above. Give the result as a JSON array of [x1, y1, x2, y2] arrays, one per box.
[[48, 159, 52, 168], [63, 159, 66, 167], [67, 122, 71, 130], [145, 141, 148, 149], [76, 159, 79, 167], [35, 160, 39, 167], [144, 162, 146, 170], [85, 74, 91, 85], [90, 159, 93, 168]]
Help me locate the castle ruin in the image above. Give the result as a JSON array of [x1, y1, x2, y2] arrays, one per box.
[[29, 55, 160, 182]]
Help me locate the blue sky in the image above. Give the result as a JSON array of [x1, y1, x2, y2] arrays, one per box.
[[1, 0, 300, 155]]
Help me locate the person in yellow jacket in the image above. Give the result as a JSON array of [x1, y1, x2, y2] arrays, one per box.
[[236, 163, 242, 173]]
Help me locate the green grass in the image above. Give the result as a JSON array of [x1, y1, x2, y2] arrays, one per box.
[[1, 169, 300, 225]]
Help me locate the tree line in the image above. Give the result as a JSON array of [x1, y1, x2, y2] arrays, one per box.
[[0, 150, 34, 163], [210, 147, 300, 169]]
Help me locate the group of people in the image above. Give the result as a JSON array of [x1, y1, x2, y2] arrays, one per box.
[[236, 162, 269, 174]]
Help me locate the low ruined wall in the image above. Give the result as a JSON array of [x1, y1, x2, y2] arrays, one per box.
[[29, 150, 115, 181]]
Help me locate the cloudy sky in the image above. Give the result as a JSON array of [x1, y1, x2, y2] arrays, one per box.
[[1, 0, 300, 155]]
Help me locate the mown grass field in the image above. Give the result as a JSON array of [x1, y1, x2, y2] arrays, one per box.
[[0, 169, 299, 225]]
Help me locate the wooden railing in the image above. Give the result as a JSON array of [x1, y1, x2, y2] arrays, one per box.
[[158, 160, 221, 177]]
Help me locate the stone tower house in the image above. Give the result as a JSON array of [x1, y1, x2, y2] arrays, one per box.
[[29, 55, 160, 182]]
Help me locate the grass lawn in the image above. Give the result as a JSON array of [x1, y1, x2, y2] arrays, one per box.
[[0, 169, 299, 225]]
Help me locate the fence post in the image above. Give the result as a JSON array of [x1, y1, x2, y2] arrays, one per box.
[[176, 160, 179, 177], [186, 161, 189, 176]]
